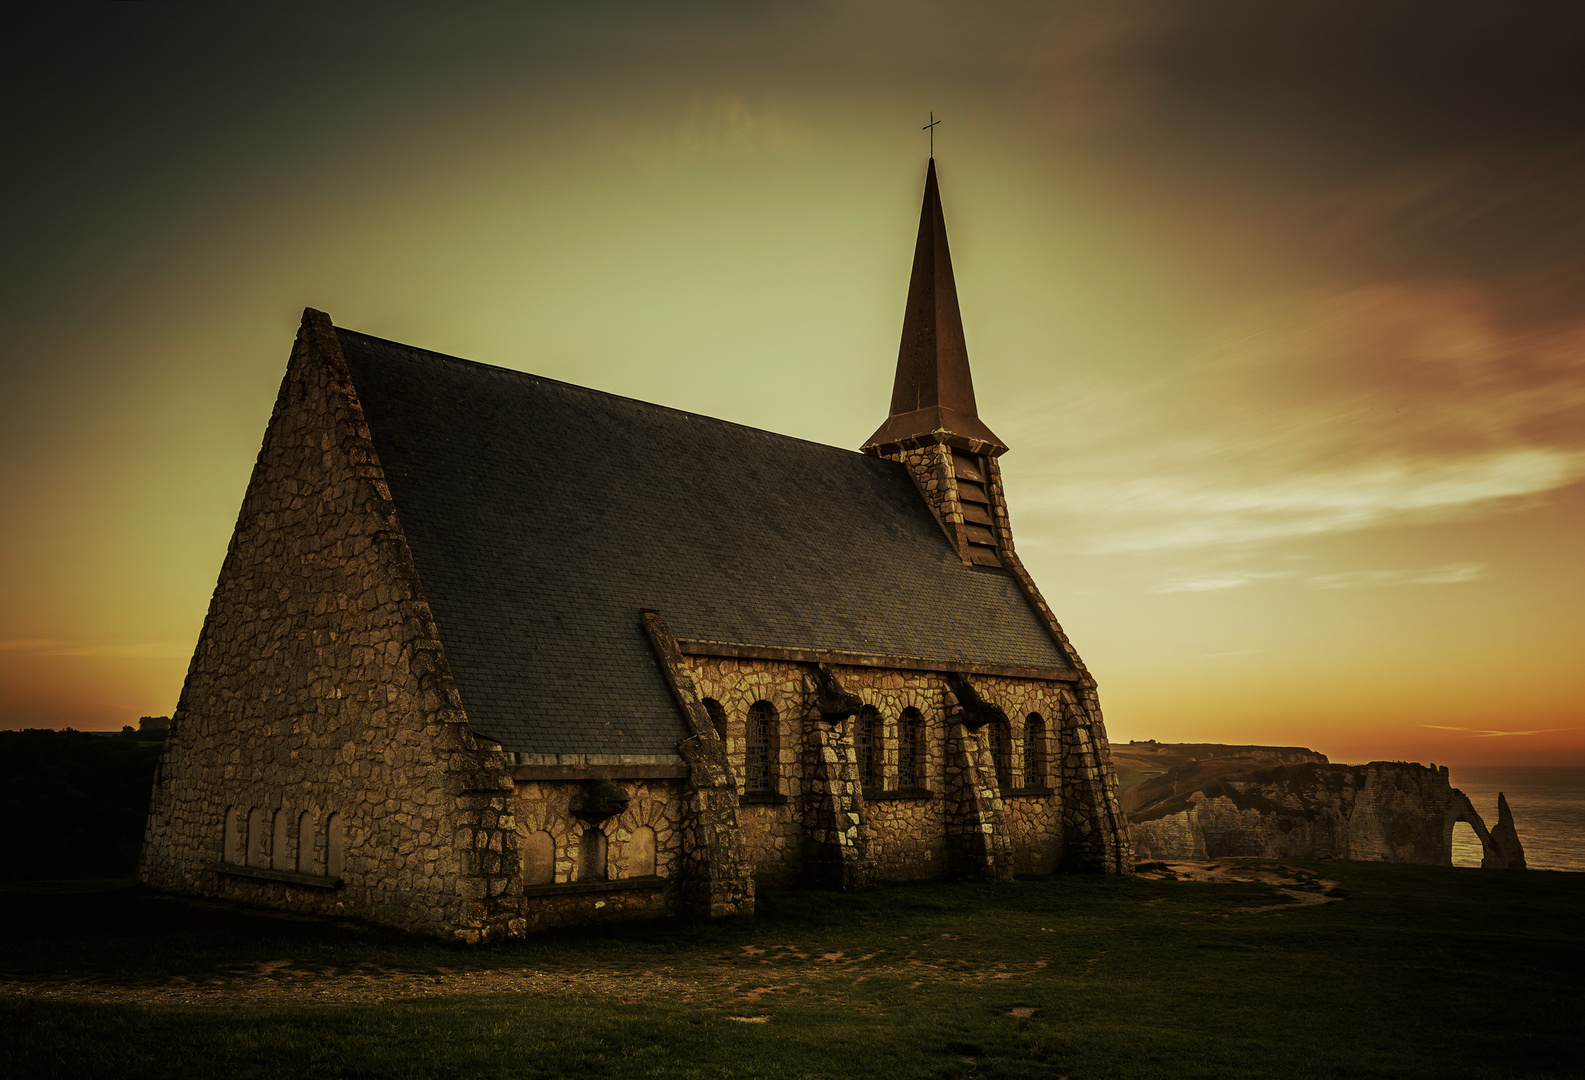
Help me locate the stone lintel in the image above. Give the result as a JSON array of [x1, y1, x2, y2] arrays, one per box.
[[864, 787, 935, 803], [512, 763, 690, 782], [209, 863, 343, 889], [521, 875, 670, 898], [738, 791, 791, 806], [675, 639, 1079, 682]]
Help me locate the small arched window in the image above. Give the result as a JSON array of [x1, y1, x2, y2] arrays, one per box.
[[271, 809, 291, 871], [898, 708, 924, 788], [579, 827, 608, 883], [296, 811, 315, 873], [522, 830, 555, 885], [1024, 714, 1047, 788], [986, 722, 1011, 791], [630, 825, 657, 877], [745, 700, 777, 792], [703, 698, 727, 743], [857, 705, 881, 790], [247, 808, 268, 868], [325, 812, 345, 878], [223, 807, 243, 865]]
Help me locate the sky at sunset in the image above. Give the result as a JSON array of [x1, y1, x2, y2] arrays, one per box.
[[3, 2, 1582, 765]]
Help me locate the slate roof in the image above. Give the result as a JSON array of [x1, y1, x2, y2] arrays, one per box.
[[337, 328, 1074, 758]]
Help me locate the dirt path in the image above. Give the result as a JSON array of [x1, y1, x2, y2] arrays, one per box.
[[1132, 861, 1343, 913], [0, 945, 1059, 1009]]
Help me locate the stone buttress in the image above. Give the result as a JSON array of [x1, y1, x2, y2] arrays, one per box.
[[641, 612, 756, 916]]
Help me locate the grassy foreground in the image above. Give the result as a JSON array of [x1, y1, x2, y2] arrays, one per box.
[[3, 862, 1581, 1080]]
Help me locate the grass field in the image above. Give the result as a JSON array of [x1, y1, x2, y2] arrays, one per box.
[[3, 861, 1581, 1079]]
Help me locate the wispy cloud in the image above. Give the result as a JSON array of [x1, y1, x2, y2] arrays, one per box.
[[1154, 562, 1487, 594], [1305, 562, 1486, 589], [1420, 724, 1571, 738], [1007, 282, 1585, 554]]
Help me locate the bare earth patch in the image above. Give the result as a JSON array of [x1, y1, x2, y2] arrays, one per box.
[[1133, 861, 1342, 913]]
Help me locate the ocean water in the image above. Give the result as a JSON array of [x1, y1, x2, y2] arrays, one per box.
[[1448, 766, 1585, 872]]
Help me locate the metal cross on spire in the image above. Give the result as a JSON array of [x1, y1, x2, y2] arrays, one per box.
[[923, 112, 940, 156]]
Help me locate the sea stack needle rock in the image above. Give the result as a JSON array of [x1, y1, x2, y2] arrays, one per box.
[[1483, 792, 1527, 869], [139, 160, 1132, 940]]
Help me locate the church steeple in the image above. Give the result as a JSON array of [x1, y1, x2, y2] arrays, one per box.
[[862, 158, 1007, 457]]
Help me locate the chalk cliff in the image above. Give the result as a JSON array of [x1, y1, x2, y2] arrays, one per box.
[[1125, 757, 1518, 867]]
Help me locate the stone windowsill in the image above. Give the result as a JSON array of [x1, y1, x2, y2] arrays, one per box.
[[864, 787, 934, 802], [1002, 786, 1056, 799], [210, 862, 343, 889], [738, 791, 790, 806], [521, 875, 669, 898]]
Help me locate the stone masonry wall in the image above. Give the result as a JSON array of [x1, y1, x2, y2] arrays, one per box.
[[140, 310, 520, 942], [886, 444, 969, 560], [512, 778, 684, 931], [684, 656, 1071, 885]]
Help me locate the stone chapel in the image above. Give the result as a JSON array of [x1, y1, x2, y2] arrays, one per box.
[[139, 160, 1133, 941]]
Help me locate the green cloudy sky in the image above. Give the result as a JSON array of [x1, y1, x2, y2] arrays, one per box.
[[3, 2, 1582, 764]]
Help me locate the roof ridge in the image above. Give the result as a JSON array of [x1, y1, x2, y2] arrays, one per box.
[[332, 325, 880, 461]]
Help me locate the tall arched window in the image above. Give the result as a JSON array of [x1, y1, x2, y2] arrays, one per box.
[[703, 698, 727, 743], [271, 809, 291, 871], [223, 807, 243, 865], [630, 825, 657, 877], [1024, 714, 1047, 788], [857, 705, 881, 790], [898, 708, 924, 788], [325, 812, 344, 878], [579, 827, 608, 882], [296, 811, 315, 873], [745, 700, 777, 792], [986, 722, 1011, 791], [247, 808, 268, 868], [522, 830, 555, 885]]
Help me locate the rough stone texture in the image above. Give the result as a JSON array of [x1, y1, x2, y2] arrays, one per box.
[[1127, 761, 1521, 867], [682, 657, 1095, 884], [512, 778, 682, 930], [139, 309, 520, 943], [942, 720, 1013, 881], [1484, 792, 1528, 869], [640, 612, 756, 918], [800, 714, 877, 889]]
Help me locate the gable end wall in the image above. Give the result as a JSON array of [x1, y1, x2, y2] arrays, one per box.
[[139, 310, 520, 941]]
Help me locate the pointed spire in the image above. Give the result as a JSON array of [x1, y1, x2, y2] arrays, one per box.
[[863, 159, 1007, 457]]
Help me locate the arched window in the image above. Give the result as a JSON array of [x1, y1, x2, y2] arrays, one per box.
[[898, 708, 923, 788], [630, 825, 657, 877], [223, 807, 244, 865], [578, 827, 608, 883], [325, 812, 344, 878], [745, 700, 777, 793], [522, 830, 555, 885], [247, 808, 268, 868], [986, 722, 1011, 791], [271, 809, 291, 870], [857, 705, 881, 790], [1024, 714, 1047, 788], [703, 698, 727, 743], [296, 811, 315, 873]]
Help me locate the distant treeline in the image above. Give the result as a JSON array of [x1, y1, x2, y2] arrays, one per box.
[[1, 727, 166, 879]]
